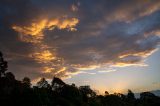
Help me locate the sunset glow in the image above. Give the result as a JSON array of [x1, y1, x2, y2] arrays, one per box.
[[0, 0, 160, 94]]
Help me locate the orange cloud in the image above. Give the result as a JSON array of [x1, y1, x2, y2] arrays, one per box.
[[12, 17, 79, 78], [119, 49, 158, 59], [30, 50, 56, 63], [54, 67, 66, 75], [75, 65, 101, 71], [12, 17, 79, 43], [10, 0, 160, 80], [43, 67, 54, 73], [112, 62, 147, 67], [12, 19, 47, 36]]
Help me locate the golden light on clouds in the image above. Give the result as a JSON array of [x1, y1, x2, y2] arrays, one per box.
[[31, 50, 56, 63], [46, 18, 79, 31], [119, 49, 158, 59], [98, 69, 116, 73], [12, 19, 47, 43], [54, 67, 66, 75], [57, 18, 79, 30], [112, 62, 147, 67], [12, 16, 79, 76], [12, 18, 79, 35], [113, 48, 158, 67], [75, 65, 100, 71], [12, 18, 79, 43], [12, 19, 47, 36], [10, 0, 160, 80], [43, 67, 54, 73], [1, 0, 160, 96]]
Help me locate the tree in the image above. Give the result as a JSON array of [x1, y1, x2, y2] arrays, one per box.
[[37, 78, 49, 88], [79, 85, 96, 103], [5, 72, 15, 80], [79, 86, 96, 98], [51, 77, 66, 90], [22, 77, 31, 88], [127, 89, 135, 100], [140, 92, 156, 100], [126, 89, 135, 106], [105, 91, 109, 96], [0, 51, 8, 77], [139, 92, 160, 106]]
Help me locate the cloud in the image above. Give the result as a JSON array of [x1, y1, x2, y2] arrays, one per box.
[[12, 18, 78, 43], [105, 0, 160, 22], [98, 69, 116, 73], [0, 0, 160, 80], [12, 16, 79, 79]]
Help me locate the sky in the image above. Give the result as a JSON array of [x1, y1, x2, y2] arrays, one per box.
[[0, 0, 160, 94]]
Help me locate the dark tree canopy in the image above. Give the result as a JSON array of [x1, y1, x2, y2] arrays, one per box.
[[51, 77, 66, 90], [22, 77, 31, 88], [5, 72, 15, 80], [0, 51, 8, 77], [37, 78, 49, 88], [127, 89, 135, 100]]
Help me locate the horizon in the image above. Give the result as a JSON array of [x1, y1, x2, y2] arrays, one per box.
[[0, 0, 160, 94]]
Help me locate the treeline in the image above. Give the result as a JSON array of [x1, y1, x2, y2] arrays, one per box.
[[1, 51, 160, 106]]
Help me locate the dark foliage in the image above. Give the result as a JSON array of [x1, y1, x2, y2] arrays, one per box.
[[0, 51, 160, 106], [0, 51, 8, 77]]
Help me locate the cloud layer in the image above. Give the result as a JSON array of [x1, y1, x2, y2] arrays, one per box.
[[0, 0, 160, 80]]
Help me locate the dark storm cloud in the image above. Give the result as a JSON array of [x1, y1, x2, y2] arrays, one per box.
[[45, 1, 160, 67], [0, 0, 160, 80]]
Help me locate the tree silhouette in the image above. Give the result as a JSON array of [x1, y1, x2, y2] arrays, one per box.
[[37, 78, 49, 88], [126, 89, 136, 106], [127, 89, 135, 100], [140, 92, 156, 100], [105, 91, 109, 96], [22, 77, 31, 88], [0, 51, 8, 77], [5, 72, 15, 80], [79, 85, 96, 103], [79, 86, 96, 98], [51, 77, 66, 90], [139, 92, 160, 106]]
